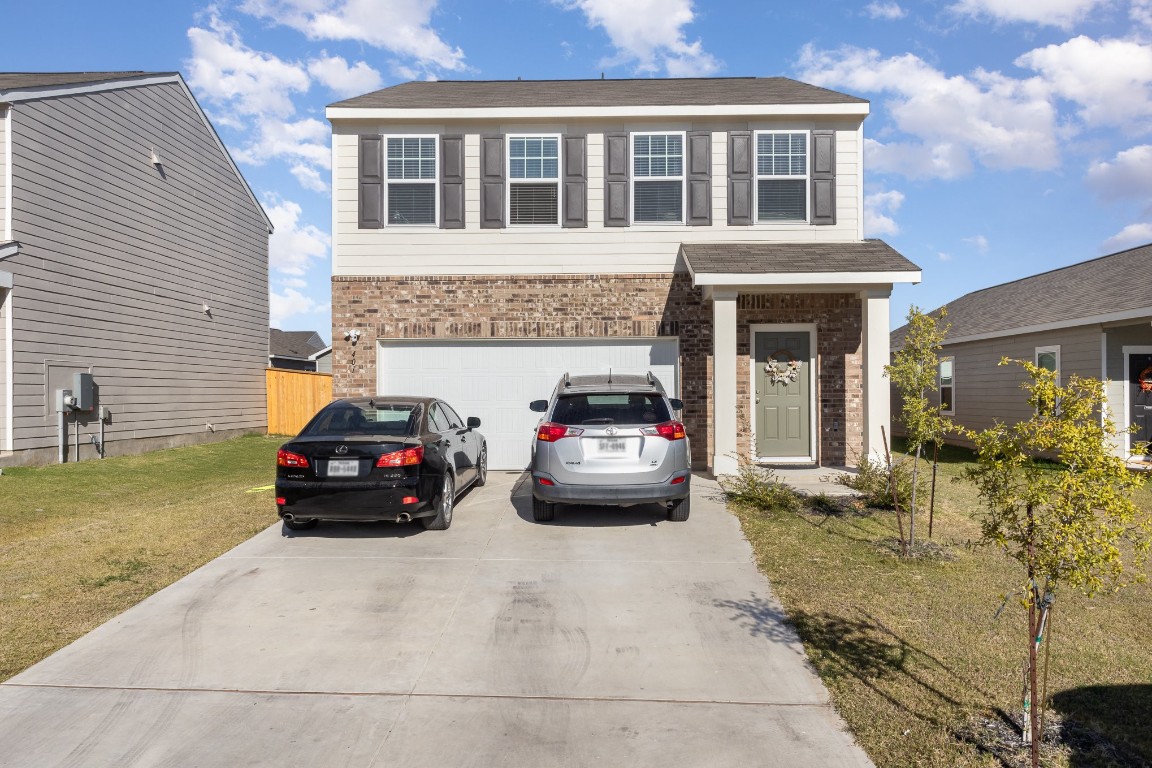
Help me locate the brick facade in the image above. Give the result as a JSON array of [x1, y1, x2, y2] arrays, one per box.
[[332, 274, 863, 467]]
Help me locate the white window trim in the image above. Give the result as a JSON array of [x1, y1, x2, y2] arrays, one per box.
[[630, 130, 686, 226], [754, 129, 811, 225], [1035, 345, 1061, 386], [939, 356, 955, 415], [383, 134, 439, 227], [505, 133, 562, 227], [749, 324, 818, 464], [1, 285, 12, 453], [1122, 345, 1152, 459]]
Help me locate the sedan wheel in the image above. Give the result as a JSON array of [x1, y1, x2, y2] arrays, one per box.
[[423, 473, 455, 530], [475, 446, 488, 487]]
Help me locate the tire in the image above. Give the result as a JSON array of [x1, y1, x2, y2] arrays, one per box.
[[423, 472, 455, 530], [474, 446, 488, 487], [532, 496, 555, 522], [667, 496, 690, 522], [284, 517, 318, 531]]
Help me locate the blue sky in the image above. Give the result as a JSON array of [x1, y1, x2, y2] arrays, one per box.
[[4, 0, 1151, 336]]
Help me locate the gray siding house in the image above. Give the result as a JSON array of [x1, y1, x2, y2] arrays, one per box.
[[0, 72, 272, 465], [892, 243, 1152, 461], [269, 329, 331, 372]]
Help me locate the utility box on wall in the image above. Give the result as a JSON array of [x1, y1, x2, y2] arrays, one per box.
[[72, 372, 96, 412]]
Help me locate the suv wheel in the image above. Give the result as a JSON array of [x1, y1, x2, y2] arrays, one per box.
[[532, 496, 555, 522], [667, 496, 690, 522]]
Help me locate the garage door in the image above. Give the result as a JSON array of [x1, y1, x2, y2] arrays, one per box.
[[377, 338, 679, 470]]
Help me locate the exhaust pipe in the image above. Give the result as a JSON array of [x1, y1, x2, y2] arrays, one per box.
[[397, 513, 411, 523], [282, 513, 295, 523]]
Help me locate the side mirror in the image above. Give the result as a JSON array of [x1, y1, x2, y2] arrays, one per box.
[[529, 400, 548, 413], [669, 398, 684, 411], [466, 416, 481, 429]]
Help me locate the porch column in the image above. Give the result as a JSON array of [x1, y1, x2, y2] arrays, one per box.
[[860, 288, 891, 461], [712, 289, 739, 476]]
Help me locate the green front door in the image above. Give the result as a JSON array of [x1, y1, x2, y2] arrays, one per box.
[[754, 331, 811, 458]]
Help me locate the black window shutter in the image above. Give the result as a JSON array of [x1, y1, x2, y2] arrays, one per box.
[[811, 129, 836, 226], [563, 135, 587, 228], [686, 130, 712, 226], [359, 135, 384, 229], [440, 135, 465, 229], [604, 132, 629, 227], [728, 131, 752, 226], [480, 135, 505, 229]]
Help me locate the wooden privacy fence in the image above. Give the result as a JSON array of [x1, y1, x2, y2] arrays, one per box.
[[267, 368, 333, 435]]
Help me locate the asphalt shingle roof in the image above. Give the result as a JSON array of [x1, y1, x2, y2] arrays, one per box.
[[891, 242, 1152, 345], [270, 329, 328, 359], [0, 72, 167, 92], [330, 77, 868, 110], [681, 240, 920, 275]]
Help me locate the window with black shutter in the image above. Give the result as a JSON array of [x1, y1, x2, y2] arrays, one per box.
[[508, 135, 560, 225]]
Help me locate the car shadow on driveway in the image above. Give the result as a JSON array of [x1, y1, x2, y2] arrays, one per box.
[[508, 471, 671, 527]]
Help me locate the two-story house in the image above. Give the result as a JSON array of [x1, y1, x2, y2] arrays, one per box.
[[326, 78, 921, 473], [0, 72, 271, 465]]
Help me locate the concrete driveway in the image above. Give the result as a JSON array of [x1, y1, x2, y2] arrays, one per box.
[[0, 472, 872, 767]]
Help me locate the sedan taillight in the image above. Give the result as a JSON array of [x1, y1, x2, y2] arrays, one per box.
[[641, 421, 686, 440], [536, 422, 584, 441], [277, 449, 310, 468], [377, 446, 424, 467]]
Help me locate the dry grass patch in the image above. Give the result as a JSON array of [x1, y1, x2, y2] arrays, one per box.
[[0, 435, 283, 681], [730, 443, 1152, 768]]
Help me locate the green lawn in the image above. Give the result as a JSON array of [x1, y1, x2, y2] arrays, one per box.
[[731, 443, 1152, 767], [0, 435, 284, 681]]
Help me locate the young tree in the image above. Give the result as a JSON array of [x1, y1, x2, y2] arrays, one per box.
[[885, 306, 952, 551], [965, 360, 1151, 768]]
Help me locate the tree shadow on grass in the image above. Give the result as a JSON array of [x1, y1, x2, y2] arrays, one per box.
[[1051, 685, 1152, 767]]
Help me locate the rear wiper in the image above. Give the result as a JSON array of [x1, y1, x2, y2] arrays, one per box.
[[582, 418, 614, 425]]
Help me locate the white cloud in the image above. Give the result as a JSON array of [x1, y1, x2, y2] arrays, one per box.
[[866, 2, 906, 20], [938, 251, 953, 262], [1016, 36, 1152, 131], [864, 189, 905, 236], [270, 288, 330, 328], [233, 117, 331, 170], [186, 12, 309, 120], [1134, 0, 1152, 27], [240, 0, 466, 72], [964, 234, 990, 252], [291, 163, 330, 193], [556, 0, 721, 76], [799, 45, 1059, 179], [265, 197, 331, 276], [950, 0, 1110, 29], [1102, 222, 1152, 251], [1086, 144, 1152, 202], [307, 53, 384, 96], [279, 277, 309, 289]]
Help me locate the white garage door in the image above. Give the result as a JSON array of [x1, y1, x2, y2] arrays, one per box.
[[377, 338, 679, 470]]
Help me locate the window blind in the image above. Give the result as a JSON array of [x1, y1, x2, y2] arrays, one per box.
[[635, 181, 682, 222], [509, 183, 558, 225], [757, 180, 805, 221], [388, 184, 435, 225]]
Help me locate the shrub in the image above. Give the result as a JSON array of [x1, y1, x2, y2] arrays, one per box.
[[719, 459, 803, 514], [837, 453, 924, 510]]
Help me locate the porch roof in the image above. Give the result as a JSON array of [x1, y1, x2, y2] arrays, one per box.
[[680, 240, 921, 288]]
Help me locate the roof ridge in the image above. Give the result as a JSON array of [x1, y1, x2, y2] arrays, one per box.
[[955, 241, 1152, 301]]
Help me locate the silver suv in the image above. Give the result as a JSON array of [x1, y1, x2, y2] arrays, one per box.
[[528, 372, 691, 522]]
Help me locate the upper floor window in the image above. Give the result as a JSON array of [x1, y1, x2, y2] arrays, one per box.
[[508, 135, 560, 225], [386, 137, 437, 225], [756, 131, 808, 222], [632, 132, 684, 223], [1035, 345, 1061, 414], [939, 357, 955, 415]]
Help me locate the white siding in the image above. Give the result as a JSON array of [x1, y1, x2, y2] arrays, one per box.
[[0, 287, 8, 452], [1, 106, 9, 240], [332, 117, 864, 276], [5, 82, 269, 458]]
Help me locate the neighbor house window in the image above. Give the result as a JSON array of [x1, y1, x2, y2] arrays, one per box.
[[632, 132, 684, 223], [939, 357, 955, 415], [386, 136, 437, 225], [756, 131, 808, 222], [1036, 345, 1061, 414], [508, 135, 560, 225]]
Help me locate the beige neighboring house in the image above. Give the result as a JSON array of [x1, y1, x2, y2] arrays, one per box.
[[325, 77, 922, 473], [0, 72, 271, 466], [891, 242, 1152, 461]]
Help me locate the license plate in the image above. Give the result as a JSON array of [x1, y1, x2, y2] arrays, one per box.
[[598, 438, 627, 454], [327, 459, 359, 477]]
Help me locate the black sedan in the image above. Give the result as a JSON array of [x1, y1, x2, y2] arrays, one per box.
[[275, 397, 487, 531]]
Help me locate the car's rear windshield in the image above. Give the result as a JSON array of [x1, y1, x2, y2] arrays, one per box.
[[551, 393, 671, 426], [302, 402, 421, 437]]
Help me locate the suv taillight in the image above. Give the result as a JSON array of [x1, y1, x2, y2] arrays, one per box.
[[277, 449, 309, 468], [536, 422, 584, 441], [377, 446, 424, 467], [641, 421, 686, 440]]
